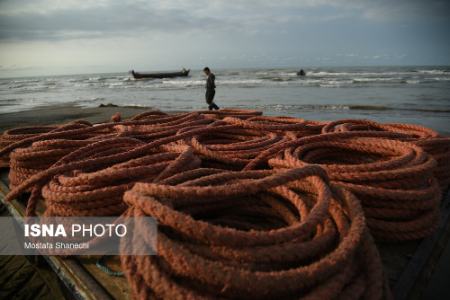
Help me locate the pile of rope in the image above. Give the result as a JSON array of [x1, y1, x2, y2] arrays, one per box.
[[181, 127, 285, 170], [4, 112, 213, 192], [40, 143, 199, 217], [0, 125, 58, 167], [223, 115, 324, 137], [9, 139, 91, 189], [415, 137, 450, 188], [269, 136, 441, 241], [322, 119, 450, 189], [5, 121, 115, 190], [122, 165, 390, 299], [3, 118, 263, 217], [1, 108, 448, 299]]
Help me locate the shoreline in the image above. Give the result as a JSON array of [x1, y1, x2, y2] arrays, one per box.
[[1, 104, 448, 135], [0, 104, 155, 132]]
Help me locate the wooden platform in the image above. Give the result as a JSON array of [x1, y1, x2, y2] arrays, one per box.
[[0, 169, 449, 300], [0, 171, 129, 300]]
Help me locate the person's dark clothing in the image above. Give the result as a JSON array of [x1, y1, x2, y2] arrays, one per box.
[[206, 73, 216, 90], [208, 102, 219, 110], [206, 89, 215, 103], [206, 89, 218, 110], [205, 73, 219, 110]]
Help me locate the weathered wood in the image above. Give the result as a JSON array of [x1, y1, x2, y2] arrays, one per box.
[[0, 171, 125, 300], [131, 69, 190, 79]]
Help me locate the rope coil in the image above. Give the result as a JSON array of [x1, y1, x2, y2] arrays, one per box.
[[269, 137, 441, 241], [1, 109, 448, 298], [321, 119, 449, 189], [0, 125, 59, 167], [122, 167, 389, 299]]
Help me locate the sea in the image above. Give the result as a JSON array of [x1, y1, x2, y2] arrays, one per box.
[[1, 66, 449, 134]]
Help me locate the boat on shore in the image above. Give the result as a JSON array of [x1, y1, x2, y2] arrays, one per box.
[[130, 69, 190, 79]]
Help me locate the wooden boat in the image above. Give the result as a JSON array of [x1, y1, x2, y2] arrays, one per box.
[[131, 69, 190, 79], [297, 69, 306, 76]]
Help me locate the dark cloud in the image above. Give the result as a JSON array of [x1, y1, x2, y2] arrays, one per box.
[[0, 0, 449, 41], [349, 0, 450, 21], [0, 1, 222, 40]]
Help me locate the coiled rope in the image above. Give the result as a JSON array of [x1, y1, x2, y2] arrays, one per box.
[[269, 137, 441, 241], [1, 109, 448, 298], [321, 119, 450, 189], [40, 144, 200, 217], [122, 166, 390, 299]]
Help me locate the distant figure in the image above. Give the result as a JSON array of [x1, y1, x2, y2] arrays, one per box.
[[203, 67, 219, 110], [297, 69, 306, 76]]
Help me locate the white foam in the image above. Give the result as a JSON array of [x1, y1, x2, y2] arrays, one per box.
[[416, 70, 448, 75]]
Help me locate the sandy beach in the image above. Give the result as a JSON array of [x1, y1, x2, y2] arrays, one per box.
[[0, 104, 152, 132]]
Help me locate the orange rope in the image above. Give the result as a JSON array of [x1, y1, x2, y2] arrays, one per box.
[[2, 108, 448, 298], [269, 137, 441, 241]]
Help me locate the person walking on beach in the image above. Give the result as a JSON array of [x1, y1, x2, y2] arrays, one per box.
[[203, 67, 219, 110]]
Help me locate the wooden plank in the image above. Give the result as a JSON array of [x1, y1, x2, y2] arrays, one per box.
[[394, 189, 450, 300], [0, 170, 120, 300]]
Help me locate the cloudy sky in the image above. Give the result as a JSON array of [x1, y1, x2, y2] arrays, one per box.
[[0, 0, 449, 76]]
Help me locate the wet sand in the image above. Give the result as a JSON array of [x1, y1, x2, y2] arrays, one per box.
[[0, 104, 153, 132]]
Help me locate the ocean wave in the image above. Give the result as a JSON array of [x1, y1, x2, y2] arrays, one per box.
[[121, 76, 449, 89], [8, 84, 27, 89], [225, 71, 240, 76], [429, 77, 450, 81], [256, 104, 450, 113], [259, 104, 368, 112], [221, 79, 265, 85], [352, 78, 407, 84], [0, 98, 19, 103], [4, 75, 448, 93], [402, 107, 450, 113], [157, 79, 266, 88], [0, 98, 20, 107], [257, 76, 295, 82], [0, 103, 18, 107], [309, 71, 410, 77], [318, 80, 353, 87], [416, 69, 449, 75], [309, 70, 450, 78], [10, 79, 41, 84], [346, 104, 450, 113], [107, 82, 128, 88], [8, 84, 56, 91], [88, 76, 119, 81], [406, 79, 420, 84], [67, 78, 86, 83], [3, 67, 450, 94], [74, 97, 106, 104], [162, 79, 203, 87]]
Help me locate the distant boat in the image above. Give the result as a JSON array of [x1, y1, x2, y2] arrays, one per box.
[[130, 69, 190, 79], [297, 69, 306, 76]]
